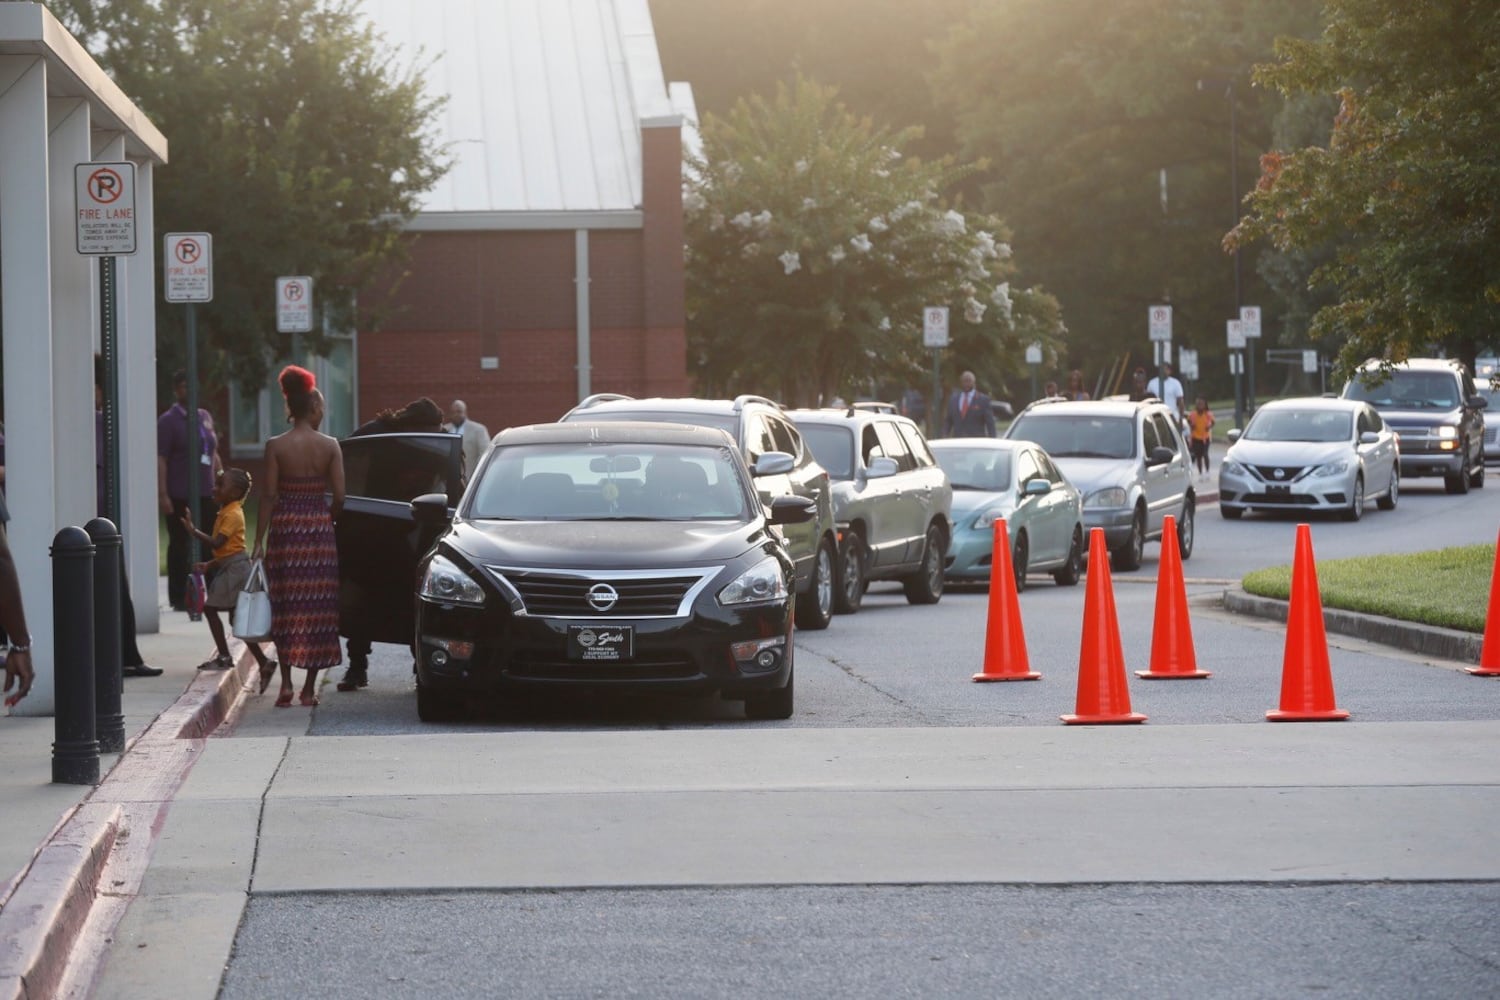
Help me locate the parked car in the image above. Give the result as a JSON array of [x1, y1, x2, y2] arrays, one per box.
[[1217, 397, 1399, 521], [560, 395, 839, 630], [930, 439, 1084, 592], [1473, 358, 1500, 465], [402, 421, 815, 722], [1003, 398, 1195, 570], [1339, 358, 1486, 493], [789, 407, 952, 612]]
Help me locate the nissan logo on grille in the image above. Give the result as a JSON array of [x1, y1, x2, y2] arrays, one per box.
[[586, 583, 619, 612], [1274, 468, 1287, 480]]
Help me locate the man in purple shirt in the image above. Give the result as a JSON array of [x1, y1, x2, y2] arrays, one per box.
[[157, 370, 222, 611]]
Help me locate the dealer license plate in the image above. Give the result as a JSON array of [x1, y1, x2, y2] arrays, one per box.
[[567, 624, 634, 661], [1266, 484, 1290, 494]]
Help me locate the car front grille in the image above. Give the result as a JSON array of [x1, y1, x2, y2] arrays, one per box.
[[484, 566, 720, 619], [505, 655, 702, 681], [1241, 491, 1318, 505], [1249, 464, 1309, 483]]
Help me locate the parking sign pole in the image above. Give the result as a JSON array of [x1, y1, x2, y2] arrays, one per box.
[[930, 348, 942, 440], [185, 302, 201, 593]]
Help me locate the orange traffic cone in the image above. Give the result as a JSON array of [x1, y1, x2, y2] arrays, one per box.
[[1267, 523, 1349, 721], [974, 518, 1040, 681], [1467, 528, 1500, 676], [1062, 528, 1145, 724], [1136, 515, 1210, 680]]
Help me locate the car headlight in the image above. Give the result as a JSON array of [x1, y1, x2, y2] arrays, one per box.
[[719, 557, 788, 606], [1084, 487, 1127, 508], [419, 554, 486, 606], [1311, 460, 1349, 477], [972, 506, 1014, 530], [1222, 460, 1246, 477], [1437, 425, 1458, 439]]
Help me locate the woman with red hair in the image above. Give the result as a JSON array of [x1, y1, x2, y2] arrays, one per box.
[[252, 365, 345, 706]]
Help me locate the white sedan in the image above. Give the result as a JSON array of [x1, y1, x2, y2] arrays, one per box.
[[1218, 397, 1399, 521]]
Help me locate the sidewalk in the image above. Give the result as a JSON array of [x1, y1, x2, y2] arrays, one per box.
[[0, 578, 255, 1000]]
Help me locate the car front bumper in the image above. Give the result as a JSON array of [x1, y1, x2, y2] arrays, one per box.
[[944, 522, 996, 580], [1082, 507, 1136, 549], [1216, 467, 1356, 512]]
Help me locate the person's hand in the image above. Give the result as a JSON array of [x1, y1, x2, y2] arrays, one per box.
[[192, 561, 207, 575], [159, 492, 173, 516], [3, 649, 33, 708], [179, 512, 196, 534]]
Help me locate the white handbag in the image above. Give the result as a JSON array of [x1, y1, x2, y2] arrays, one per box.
[[232, 559, 273, 642]]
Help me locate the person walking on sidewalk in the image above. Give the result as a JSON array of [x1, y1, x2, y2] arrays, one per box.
[[157, 370, 222, 611], [943, 371, 997, 438], [182, 468, 277, 689], [254, 366, 344, 708], [1188, 397, 1215, 481]]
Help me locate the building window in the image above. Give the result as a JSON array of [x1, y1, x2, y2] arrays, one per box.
[[228, 330, 358, 457]]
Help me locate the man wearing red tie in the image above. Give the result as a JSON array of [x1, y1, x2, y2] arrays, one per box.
[[944, 370, 997, 438]]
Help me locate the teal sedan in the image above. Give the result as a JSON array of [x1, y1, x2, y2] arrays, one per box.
[[930, 439, 1084, 592]]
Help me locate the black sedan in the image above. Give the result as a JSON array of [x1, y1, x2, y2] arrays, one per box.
[[396, 421, 814, 722]]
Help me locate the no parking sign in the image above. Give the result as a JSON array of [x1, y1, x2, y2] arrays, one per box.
[[276, 276, 314, 333]]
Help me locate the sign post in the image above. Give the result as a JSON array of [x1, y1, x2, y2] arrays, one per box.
[[164, 233, 214, 609], [75, 162, 139, 530], [1240, 305, 1261, 413], [1227, 319, 1246, 428], [923, 307, 950, 439], [1149, 305, 1174, 399]]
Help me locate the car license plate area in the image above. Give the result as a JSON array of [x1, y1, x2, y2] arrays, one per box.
[[1266, 484, 1290, 495], [567, 624, 634, 662]]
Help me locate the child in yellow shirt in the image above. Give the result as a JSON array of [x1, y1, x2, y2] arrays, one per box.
[[181, 468, 276, 688]]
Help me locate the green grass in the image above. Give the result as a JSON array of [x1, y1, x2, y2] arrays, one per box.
[[1242, 544, 1496, 633]]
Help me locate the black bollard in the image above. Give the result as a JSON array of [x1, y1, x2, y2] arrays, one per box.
[[85, 518, 126, 754], [52, 526, 99, 785]]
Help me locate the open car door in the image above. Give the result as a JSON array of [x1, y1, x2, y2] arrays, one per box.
[[337, 433, 464, 646]]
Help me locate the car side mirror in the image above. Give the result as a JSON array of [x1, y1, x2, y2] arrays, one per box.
[[769, 495, 817, 525], [1469, 395, 1489, 410], [411, 492, 452, 529], [1226, 428, 1242, 443], [1022, 478, 1050, 498], [753, 452, 795, 477], [864, 456, 899, 479], [1147, 446, 1175, 466], [1359, 431, 1380, 444]]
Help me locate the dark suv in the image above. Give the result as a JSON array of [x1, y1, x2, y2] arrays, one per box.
[[1340, 358, 1487, 494], [561, 394, 839, 629]]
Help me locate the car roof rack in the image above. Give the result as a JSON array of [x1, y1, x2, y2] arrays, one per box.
[[732, 393, 781, 412], [573, 392, 634, 410], [850, 401, 897, 414]]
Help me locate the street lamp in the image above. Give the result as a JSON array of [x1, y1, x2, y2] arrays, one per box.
[[1198, 75, 1252, 424]]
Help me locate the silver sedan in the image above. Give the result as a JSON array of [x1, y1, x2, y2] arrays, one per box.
[[1218, 397, 1399, 521]]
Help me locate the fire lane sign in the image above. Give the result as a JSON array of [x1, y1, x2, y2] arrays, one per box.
[[75, 162, 137, 255], [276, 276, 314, 333], [923, 306, 950, 348], [1148, 305, 1172, 343], [164, 233, 213, 303]]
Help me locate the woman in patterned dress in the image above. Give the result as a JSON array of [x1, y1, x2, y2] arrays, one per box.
[[253, 366, 345, 707]]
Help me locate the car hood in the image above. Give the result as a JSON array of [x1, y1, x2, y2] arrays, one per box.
[[1367, 405, 1462, 428], [1050, 457, 1136, 494], [949, 489, 1012, 518], [442, 518, 771, 570], [1226, 440, 1351, 467]]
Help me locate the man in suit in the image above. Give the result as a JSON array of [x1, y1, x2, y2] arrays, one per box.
[[944, 371, 997, 438], [445, 400, 492, 482]]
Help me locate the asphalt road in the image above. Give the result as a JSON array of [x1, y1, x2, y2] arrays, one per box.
[[167, 484, 1500, 999]]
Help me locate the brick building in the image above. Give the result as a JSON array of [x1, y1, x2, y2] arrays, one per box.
[[227, 0, 695, 460]]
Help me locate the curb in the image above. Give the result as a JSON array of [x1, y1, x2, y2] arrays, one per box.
[[0, 644, 258, 1000], [1223, 588, 1484, 664]]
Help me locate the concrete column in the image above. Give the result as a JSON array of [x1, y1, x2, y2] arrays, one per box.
[[575, 229, 591, 402], [121, 158, 159, 633], [0, 56, 58, 714], [639, 123, 687, 396], [49, 98, 94, 534]]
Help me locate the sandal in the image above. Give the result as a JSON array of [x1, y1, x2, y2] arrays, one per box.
[[298, 692, 319, 708], [198, 654, 233, 671], [274, 687, 294, 708], [258, 659, 279, 694]]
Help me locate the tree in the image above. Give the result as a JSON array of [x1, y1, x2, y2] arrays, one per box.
[[685, 77, 1063, 406], [1230, 0, 1500, 378], [46, 0, 448, 389]]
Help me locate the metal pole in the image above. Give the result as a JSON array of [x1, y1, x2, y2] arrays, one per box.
[[100, 256, 122, 528], [51, 527, 99, 785], [1029, 364, 1038, 403], [930, 348, 942, 440], [1233, 353, 1244, 428], [85, 518, 125, 754], [185, 302, 202, 621], [1229, 83, 1253, 415]]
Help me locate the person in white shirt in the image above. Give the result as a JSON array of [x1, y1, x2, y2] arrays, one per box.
[[445, 400, 492, 481], [1146, 363, 1186, 422]]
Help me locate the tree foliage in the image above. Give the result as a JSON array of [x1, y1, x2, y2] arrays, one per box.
[[1230, 0, 1500, 378], [45, 0, 448, 389], [685, 78, 1063, 405]]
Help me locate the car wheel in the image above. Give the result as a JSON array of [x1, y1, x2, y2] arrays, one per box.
[[795, 537, 835, 631], [1377, 467, 1399, 510], [1110, 507, 1145, 572], [1052, 526, 1083, 586], [744, 667, 794, 721], [416, 679, 465, 723], [833, 534, 866, 615], [1472, 453, 1486, 488], [902, 524, 945, 605], [1012, 531, 1029, 594], [1177, 500, 1195, 560], [1447, 455, 1471, 494], [1342, 474, 1365, 521], [1220, 504, 1244, 520]]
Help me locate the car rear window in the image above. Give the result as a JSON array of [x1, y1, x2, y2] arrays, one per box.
[[1008, 413, 1136, 460]]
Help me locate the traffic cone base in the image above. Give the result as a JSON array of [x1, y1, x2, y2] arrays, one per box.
[[974, 518, 1041, 682], [1136, 668, 1210, 679], [1267, 707, 1350, 722], [1465, 666, 1500, 677], [1062, 711, 1147, 724]]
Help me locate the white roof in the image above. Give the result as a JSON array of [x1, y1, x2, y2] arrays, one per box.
[[357, 0, 692, 229]]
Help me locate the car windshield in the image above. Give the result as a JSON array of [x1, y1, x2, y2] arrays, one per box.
[[1344, 371, 1460, 409], [468, 443, 748, 521], [1008, 413, 1135, 460], [799, 424, 855, 479], [935, 447, 1011, 490], [1244, 409, 1352, 443], [568, 409, 737, 436]]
